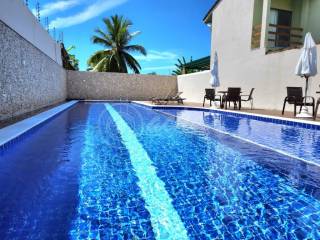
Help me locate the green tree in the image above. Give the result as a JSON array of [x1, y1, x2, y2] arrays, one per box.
[[147, 72, 157, 75], [66, 45, 79, 70], [172, 57, 193, 75], [88, 15, 147, 73]]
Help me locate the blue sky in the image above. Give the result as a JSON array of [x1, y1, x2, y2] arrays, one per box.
[[31, 0, 213, 74]]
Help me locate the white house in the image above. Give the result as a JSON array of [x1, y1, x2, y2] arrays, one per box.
[[178, 0, 320, 111]]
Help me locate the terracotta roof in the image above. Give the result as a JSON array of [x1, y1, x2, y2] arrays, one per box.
[[203, 0, 222, 24]]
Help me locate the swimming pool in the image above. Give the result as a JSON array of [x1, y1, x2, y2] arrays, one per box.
[[156, 106, 320, 165], [0, 102, 320, 239]]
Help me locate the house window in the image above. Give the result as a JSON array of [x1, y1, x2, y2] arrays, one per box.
[[269, 8, 293, 48]]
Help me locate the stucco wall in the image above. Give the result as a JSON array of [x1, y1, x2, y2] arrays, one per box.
[[179, 0, 320, 111], [0, 0, 62, 65], [67, 71, 177, 100], [177, 71, 211, 103], [0, 21, 66, 121]]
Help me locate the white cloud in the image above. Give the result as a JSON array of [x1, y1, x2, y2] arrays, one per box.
[[32, 0, 80, 17], [49, 0, 127, 29], [143, 65, 176, 71], [135, 50, 178, 62]]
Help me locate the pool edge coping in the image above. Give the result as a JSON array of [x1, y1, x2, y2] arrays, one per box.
[[0, 100, 79, 147], [132, 101, 320, 128]]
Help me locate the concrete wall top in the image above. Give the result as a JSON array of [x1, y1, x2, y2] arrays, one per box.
[[0, 0, 62, 65]]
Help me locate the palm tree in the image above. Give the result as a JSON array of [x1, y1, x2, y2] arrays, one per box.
[[66, 45, 79, 70], [172, 57, 193, 75], [88, 15, 147, 73]]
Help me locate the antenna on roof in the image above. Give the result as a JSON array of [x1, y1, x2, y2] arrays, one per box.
[[36, 2, 41, 22], [53, 27, 56, 41], [59, 32, 64, 43]]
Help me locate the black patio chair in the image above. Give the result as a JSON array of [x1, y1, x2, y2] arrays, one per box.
[[203, 88, 221, 107], [223, 88, 241, 110], [314, 98, 320, 120], [241, 88, 255, 110], [282, 87, 315, 116]]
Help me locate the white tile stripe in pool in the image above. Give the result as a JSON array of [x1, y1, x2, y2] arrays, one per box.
[[105, 104, 189, 240]]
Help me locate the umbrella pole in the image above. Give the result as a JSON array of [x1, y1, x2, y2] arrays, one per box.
[[297, 75, 312, 118], [304, 76, 309, 106]]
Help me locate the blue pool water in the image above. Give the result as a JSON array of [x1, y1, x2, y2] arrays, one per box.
[[158, 108, 320, 164], [0, 102, 320, 239]]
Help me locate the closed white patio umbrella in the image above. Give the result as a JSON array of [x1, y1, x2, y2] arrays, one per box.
[[210, 52, 220, 88], [295, 32, 318, 118]]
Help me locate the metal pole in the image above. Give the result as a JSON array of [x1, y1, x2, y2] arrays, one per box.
[[305, 75, 309, 106], [53, 27, 56, 41]]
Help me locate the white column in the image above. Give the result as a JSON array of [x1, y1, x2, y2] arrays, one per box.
[[260, 0, 271, 50]]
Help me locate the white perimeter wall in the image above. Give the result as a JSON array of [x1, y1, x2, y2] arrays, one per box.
[[178, 71, 211, 103], [178, 0, 320, 111], [0, 0, 62, 65]]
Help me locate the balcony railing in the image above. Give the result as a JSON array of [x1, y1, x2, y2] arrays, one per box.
[[268, 24, 303, 49], [251, 24, 261, 49]]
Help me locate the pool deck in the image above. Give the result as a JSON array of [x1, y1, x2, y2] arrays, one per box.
[[138, 101, 320, 123]]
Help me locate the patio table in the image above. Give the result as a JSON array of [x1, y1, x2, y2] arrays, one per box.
[[218, 90, 242, 109], [218, 91, 228, 109]]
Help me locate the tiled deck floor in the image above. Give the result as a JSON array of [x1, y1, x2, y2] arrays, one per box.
[[142, 101, 320, 122]]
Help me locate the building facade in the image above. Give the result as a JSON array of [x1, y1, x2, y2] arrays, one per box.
[[178, 0, 320, 111]]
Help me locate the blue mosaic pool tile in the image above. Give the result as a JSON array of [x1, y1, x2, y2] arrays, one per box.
[[2, 102, 320, 239], [154, 107, 320, 164], [116, 103, 320, 239]]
